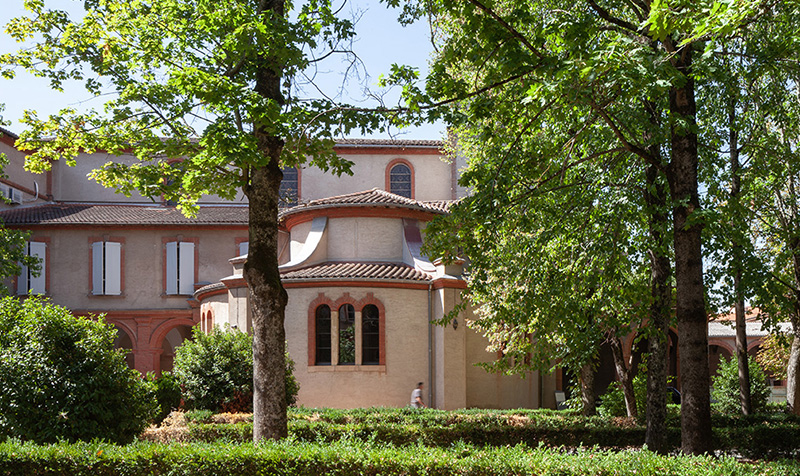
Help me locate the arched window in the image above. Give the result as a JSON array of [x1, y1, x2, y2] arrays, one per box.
[[280, 166, 299, 206], [362, 304, 380, 365], [389, 162, 412, 198], [315, 305, 331, 365], [338, 304, 356, 365]]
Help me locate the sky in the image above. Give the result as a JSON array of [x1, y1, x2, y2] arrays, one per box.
[[0, 0, 444, 140]]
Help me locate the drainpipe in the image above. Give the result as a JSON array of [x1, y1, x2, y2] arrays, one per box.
[[428, 281, 434, 409]]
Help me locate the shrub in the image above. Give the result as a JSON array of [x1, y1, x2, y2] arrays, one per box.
[[173, 326, 299, 412], [711, 355, 771, 414], [146, 372, 183, 423], [0, 296, 157, 444]]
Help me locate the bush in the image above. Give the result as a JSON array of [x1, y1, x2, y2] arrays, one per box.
[[173, 326, 299, 412], [0, 296, 157, 444], [711, 355, 771, 414], [146, 372, 183, 423]]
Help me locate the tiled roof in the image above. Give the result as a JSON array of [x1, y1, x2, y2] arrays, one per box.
[[280, 189, 453, 220], [0, 126, 18, 140], [0, 203, 248, 226], [281, 261, 433, 282], [335, 138, 442, 148]]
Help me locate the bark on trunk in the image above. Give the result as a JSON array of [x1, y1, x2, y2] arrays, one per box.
[[644, 158, 671, 453], [787, 327, 800, 414], [665, 46, 712, 455], [246, 161, 289, 442], [579, 363, 596, 416], [729, 99, 752, 415], [609, 335, 637, 418], [248, 0, 289, 442]]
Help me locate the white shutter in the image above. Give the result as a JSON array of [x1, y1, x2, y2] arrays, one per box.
[[104, 242, 122, 295], [27, 242, 46, 295], [16, 245, 29, 295], [92, 242, 104, 295], [165, 241, 178, 295], [178, 242, 195, 295], [239, 241, 249, 256]]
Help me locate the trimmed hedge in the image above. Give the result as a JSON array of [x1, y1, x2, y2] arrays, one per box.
[[161, 408, 800, 459], [1, 439, 798, 476]]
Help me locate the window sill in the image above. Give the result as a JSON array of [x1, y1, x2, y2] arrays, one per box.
[[308, 365, 386, 373], [88, 293, 126, 299]]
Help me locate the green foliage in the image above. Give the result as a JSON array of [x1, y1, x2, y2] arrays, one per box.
[[712, 356, 771, 415], [757, 333, 790, 381], [0, 296, 157, 444], [145, 372, 183, 424], [598, 373, 647, 420], [173, 326, 298, 412], [1, 436, 796, 476]]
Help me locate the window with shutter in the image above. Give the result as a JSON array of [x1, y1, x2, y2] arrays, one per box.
[[165, 241, 195, 295], [92, 241, 122, 295], [17, 241, 46, 295]]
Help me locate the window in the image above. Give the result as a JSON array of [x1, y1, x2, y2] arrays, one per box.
[[315, 305, 331, 365], [238, 241, 249, 256], [17, 241, 46, 295], [338, 304, 356, 365], [91, 241, 122, 295], [309, 293, 385, 368], [362, 304, 380, 365], [279, 166, 299, 206], [165, 241, 195, 295], [389, 162, 412, 198]]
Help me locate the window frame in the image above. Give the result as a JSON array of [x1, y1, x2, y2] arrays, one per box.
[[279, 166, 301, 206], [89, 236, 125, 296], [308, 292, 385, 369], [16, 238, 49, 296], [385, 158, 415, 199], [162, 237, 199, 296]]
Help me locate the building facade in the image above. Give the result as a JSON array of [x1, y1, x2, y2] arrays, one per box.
[[0, 129, 556, 410]]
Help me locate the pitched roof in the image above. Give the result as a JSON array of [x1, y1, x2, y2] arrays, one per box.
[[335, 138, 442, 148], [280, 189, 453, 220], [0, 203, 248, 226], [281, 261, 433, 282]]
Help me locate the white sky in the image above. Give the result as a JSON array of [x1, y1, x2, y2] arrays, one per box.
[[0, 0, 444, 140]]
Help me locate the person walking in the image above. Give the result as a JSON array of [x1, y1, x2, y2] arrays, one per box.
[[410, 382, 426, 408]]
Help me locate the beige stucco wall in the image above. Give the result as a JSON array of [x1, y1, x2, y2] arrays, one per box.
[[324, 217, 404, 262], [300, 152, 452, 202], [0, 140, 48, 209], [27, 225, 246, 311], [286, 286, 431, 408]]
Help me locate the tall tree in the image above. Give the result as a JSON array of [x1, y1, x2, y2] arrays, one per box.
[[2, 0, 385, 440], [391, 0, 789, 454]]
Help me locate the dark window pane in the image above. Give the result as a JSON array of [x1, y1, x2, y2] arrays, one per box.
[[389, 164, 412, 198], [315, 305, 331, 365], [338, 304, 355, 364], [280, 167, 299, 206], [362, 304, 380, 365]]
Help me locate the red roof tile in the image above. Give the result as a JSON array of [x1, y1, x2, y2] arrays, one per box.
[[280, 189, 452, 220], [335, 138, 442, 148], [0, 203, 248, 226], [281, 261, 433, 282]]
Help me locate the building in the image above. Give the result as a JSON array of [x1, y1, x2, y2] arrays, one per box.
[[0, 128, 556, 410]]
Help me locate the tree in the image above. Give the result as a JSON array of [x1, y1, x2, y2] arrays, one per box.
[[391, 0, 792, 454], [0, 296, 156, 444], [2, 0, 386, 440]]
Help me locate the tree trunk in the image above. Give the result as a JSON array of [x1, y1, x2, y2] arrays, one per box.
[[247, 0, 289, 442], [579, 363, 596, 416], [729, 97, 752, 415], [787, 325, 800, 414], [644, 157, 671, 453], [665, 45, 712, 455], [609, 334, 637, 418]]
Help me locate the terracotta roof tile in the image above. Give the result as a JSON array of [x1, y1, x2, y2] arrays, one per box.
[[281, 261, 433, 282], [280, 189, 452, 220], [0, 203, 248, 226], [335, 138, 442, 148]]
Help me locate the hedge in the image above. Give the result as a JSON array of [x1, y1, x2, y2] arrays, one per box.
[[1, 439, 798, 476]]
